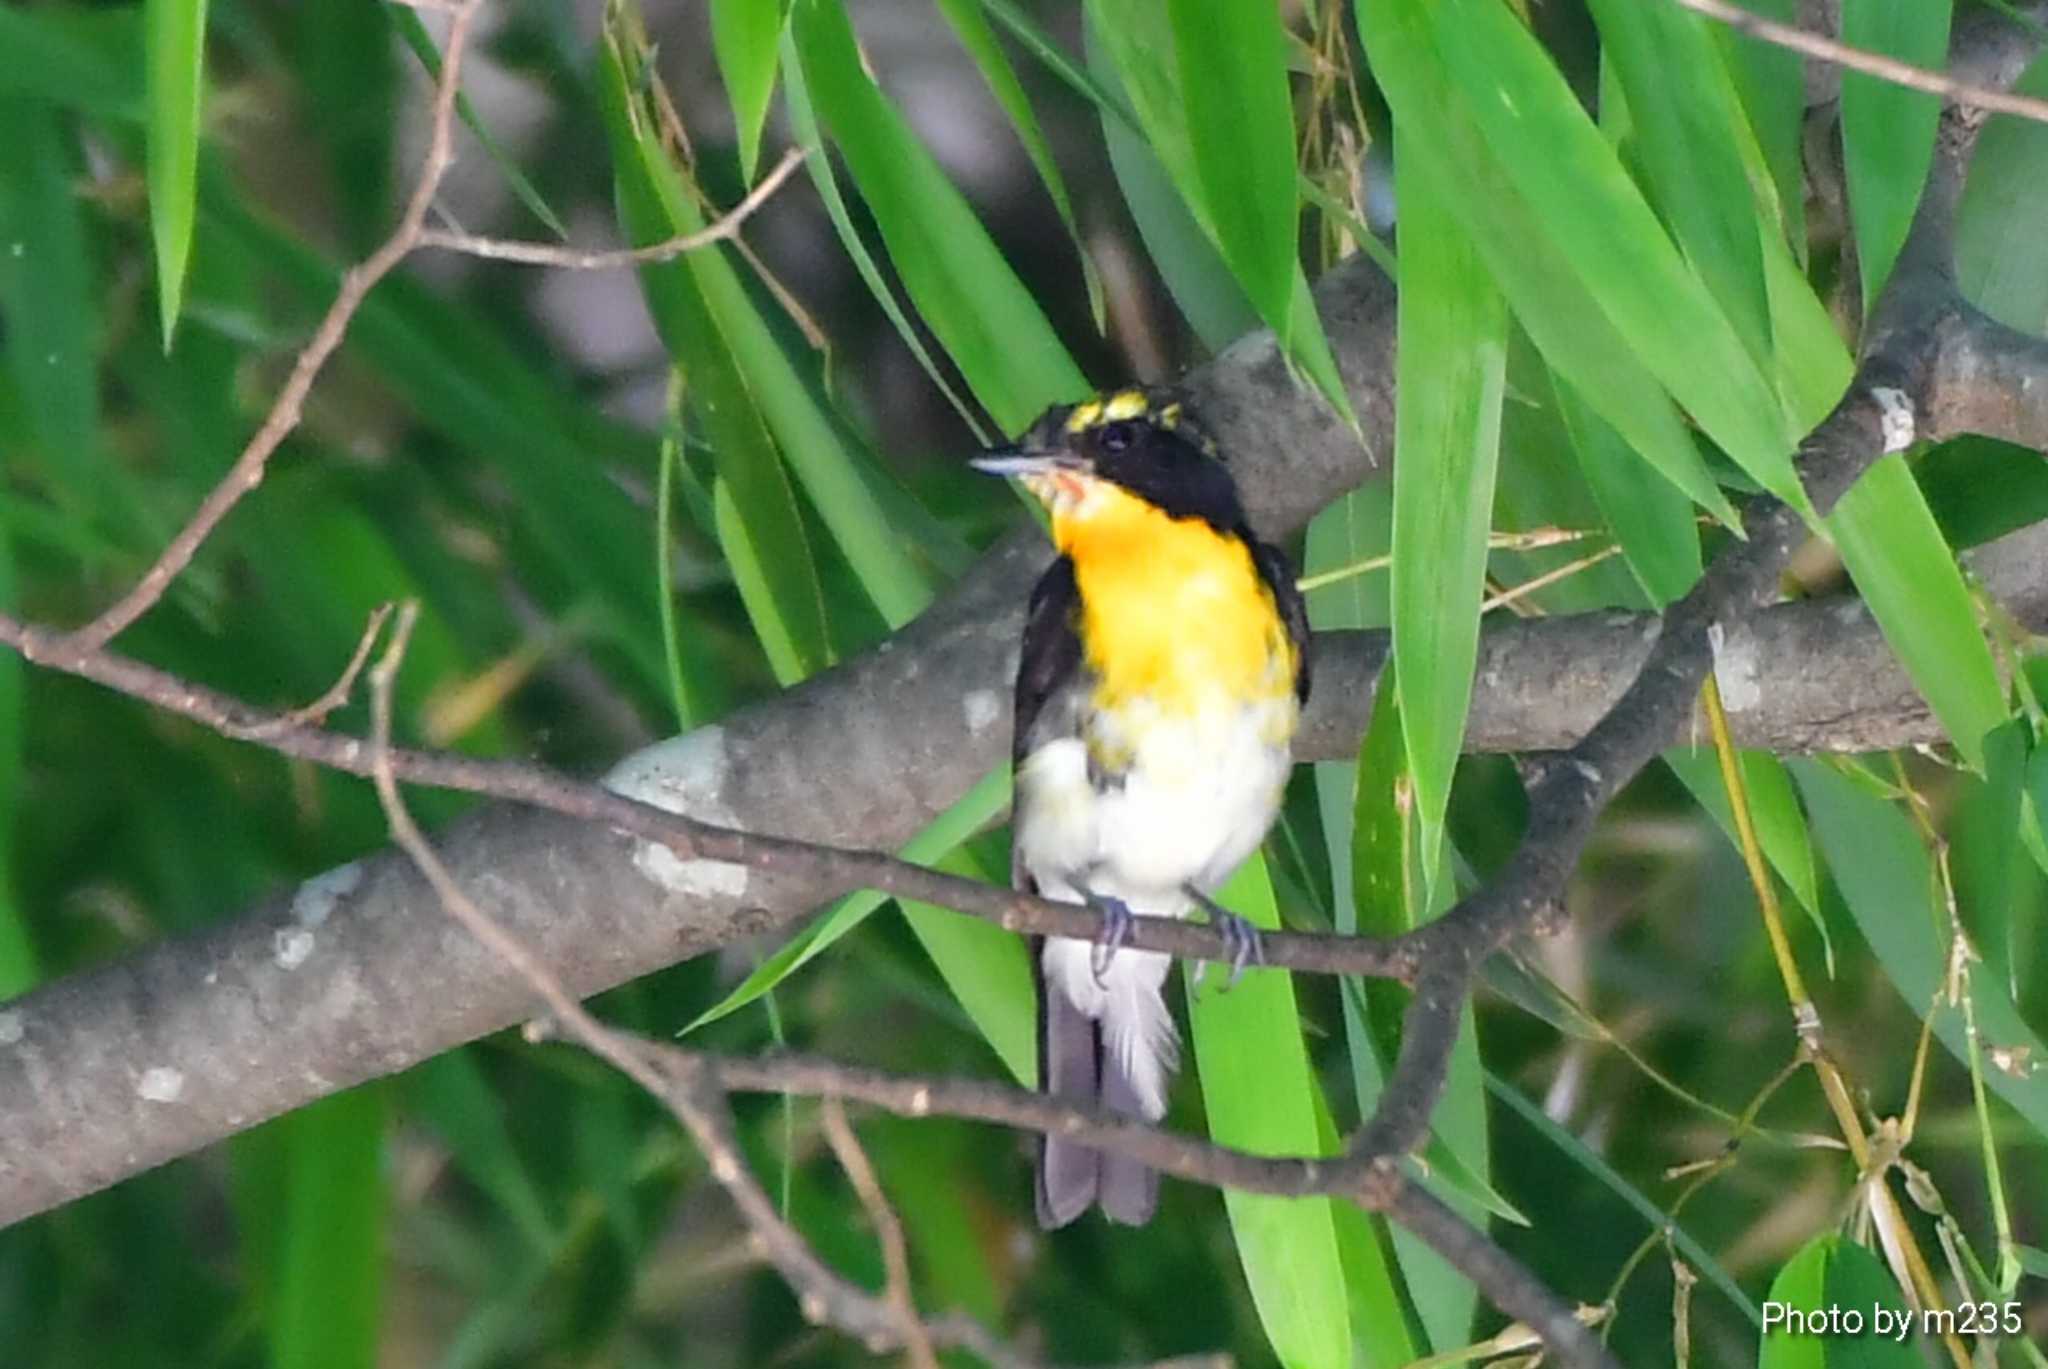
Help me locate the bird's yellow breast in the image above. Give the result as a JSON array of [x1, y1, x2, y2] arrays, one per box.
[[1053, 483, 1295, 717]]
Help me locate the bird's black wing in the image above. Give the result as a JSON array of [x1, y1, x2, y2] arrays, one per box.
[[1011, 554, 1083, 887], [1013, 554, 1084, 770], [1250, 538, 1312, 704]]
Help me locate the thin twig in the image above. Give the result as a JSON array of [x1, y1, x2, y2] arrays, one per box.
[[64, 0, 485, 653], [819, 1100, 940, 1369], [233, 603, 394, 741], [417, 147, 807, 268], [1669, 0, 2048, 125]]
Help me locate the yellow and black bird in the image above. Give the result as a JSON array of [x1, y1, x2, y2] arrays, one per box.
[[972, 388, 1310, 1228]]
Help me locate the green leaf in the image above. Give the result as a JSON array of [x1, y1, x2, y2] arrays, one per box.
[[602, 3, 936, 628], [935, 0, 1105, 329], [1087, 14, 1256, 352], [146, 0, 208, 348], [793, 0, 1086, 434], [711, 0, 788, 185], [1711, 0, 1807, 253], [781, 33, 988, 442], [1186, 856, 1353, 1369], [1391, 147, 1505, 894], [1086, 0, 1354, 422], [1795, 761, 2048, 1144], [712, 477, 828, 685], [1420, 0, 1804, 512], [1166, 0, 1296, 344], [1917, 435, 2048, 551], [600, 75, 832, 685], [1668, 748, 1832, 971], [683, 766, 1012, 1031], [1956, 51, 2048, 335], [898, 842, 1035, 1087], [1344, 669, 1494, 1348], [1825, 456, 2006, 771], [1586, 0, 1772, 364], [1354, 0, 1739, 530], [1840, 0, 1953, 312], [267, 1088, 388, 1369], [1553, 370, 1700, 605]]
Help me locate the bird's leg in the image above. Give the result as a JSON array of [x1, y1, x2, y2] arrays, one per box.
[[1069, 879, 1137, 986], [1183, 885, 1264, 990]]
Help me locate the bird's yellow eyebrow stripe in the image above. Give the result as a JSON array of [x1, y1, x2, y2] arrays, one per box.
[[1101, 389, 1149, 421], [1063, 389, 1154, 434]]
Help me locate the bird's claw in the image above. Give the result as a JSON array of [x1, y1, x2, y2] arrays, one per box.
[[1086, 893, 1137, 986], [1186, 886, 1264, 991]]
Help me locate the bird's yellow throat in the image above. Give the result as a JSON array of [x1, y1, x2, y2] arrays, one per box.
[[1051, 482, 1295, 714]]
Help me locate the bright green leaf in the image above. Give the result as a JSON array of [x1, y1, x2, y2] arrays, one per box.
[[936, 0, 1105, 329], [1186, 856, 1353, 1369], [711, 0, 789, 185], [1355, 0, 1740, 529], [1826, 456, 2005, 771], [794, 0, 1086, 434], [1391, 145, 1505, 893], [146, 0, 208, 348], [1956, 52, 2048, 335], [1840, 0, 1953, 312], [1422, 0, 1804, 511], [1167, 0, 1296, 344]]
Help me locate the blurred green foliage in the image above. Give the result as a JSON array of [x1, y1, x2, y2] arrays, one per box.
[[1, 0, 2047, 1366]]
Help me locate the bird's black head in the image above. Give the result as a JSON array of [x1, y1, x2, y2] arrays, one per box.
[[971, 388, 1248, 534]]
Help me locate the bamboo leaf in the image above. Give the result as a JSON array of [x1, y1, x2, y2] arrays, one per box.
[[145, 0, 208, 348], [1391, 144, 1505, 894], [1956, 52, 2048, 335], [1840, 0, 1953, 312], [602, 2, 936, 627], [1586, 0, 1772, 364], [267, 1088, 388, 1369], [1166, 0, 1296, 343], [793, 0, 1086, 434], [898, 842, 1036, 1088], [1553, 370, 1701, 605], [1826, 457, 2006, 771], [1354, 0, 1740, 529], [711, 0, 789, 185], [1416, 0, 1804, 511], [1186, 856, 1354, 1369], [935, 0, 1105, 328]]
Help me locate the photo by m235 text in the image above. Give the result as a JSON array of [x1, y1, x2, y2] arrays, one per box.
[[1762, 1300, 2027, 1342]]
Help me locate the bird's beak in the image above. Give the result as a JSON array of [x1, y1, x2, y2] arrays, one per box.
[[970, 447, 1094, 508], [967, 448, 1087, 478]]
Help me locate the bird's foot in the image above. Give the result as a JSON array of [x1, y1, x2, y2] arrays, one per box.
[[1081, 891, 1138, 986], [1184, 885, 1264, 990]]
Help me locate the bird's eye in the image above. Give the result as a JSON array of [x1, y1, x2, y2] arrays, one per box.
[[1098, 421, 1137, 453]]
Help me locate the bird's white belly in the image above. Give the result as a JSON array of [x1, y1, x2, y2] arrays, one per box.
[[1014, 693, 1294, 914]]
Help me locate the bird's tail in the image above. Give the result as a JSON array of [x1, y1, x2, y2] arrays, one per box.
[[1036, 940, 1177, 1228]]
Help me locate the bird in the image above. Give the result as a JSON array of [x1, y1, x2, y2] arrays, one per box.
[[971, 387, 1311, 1229]]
